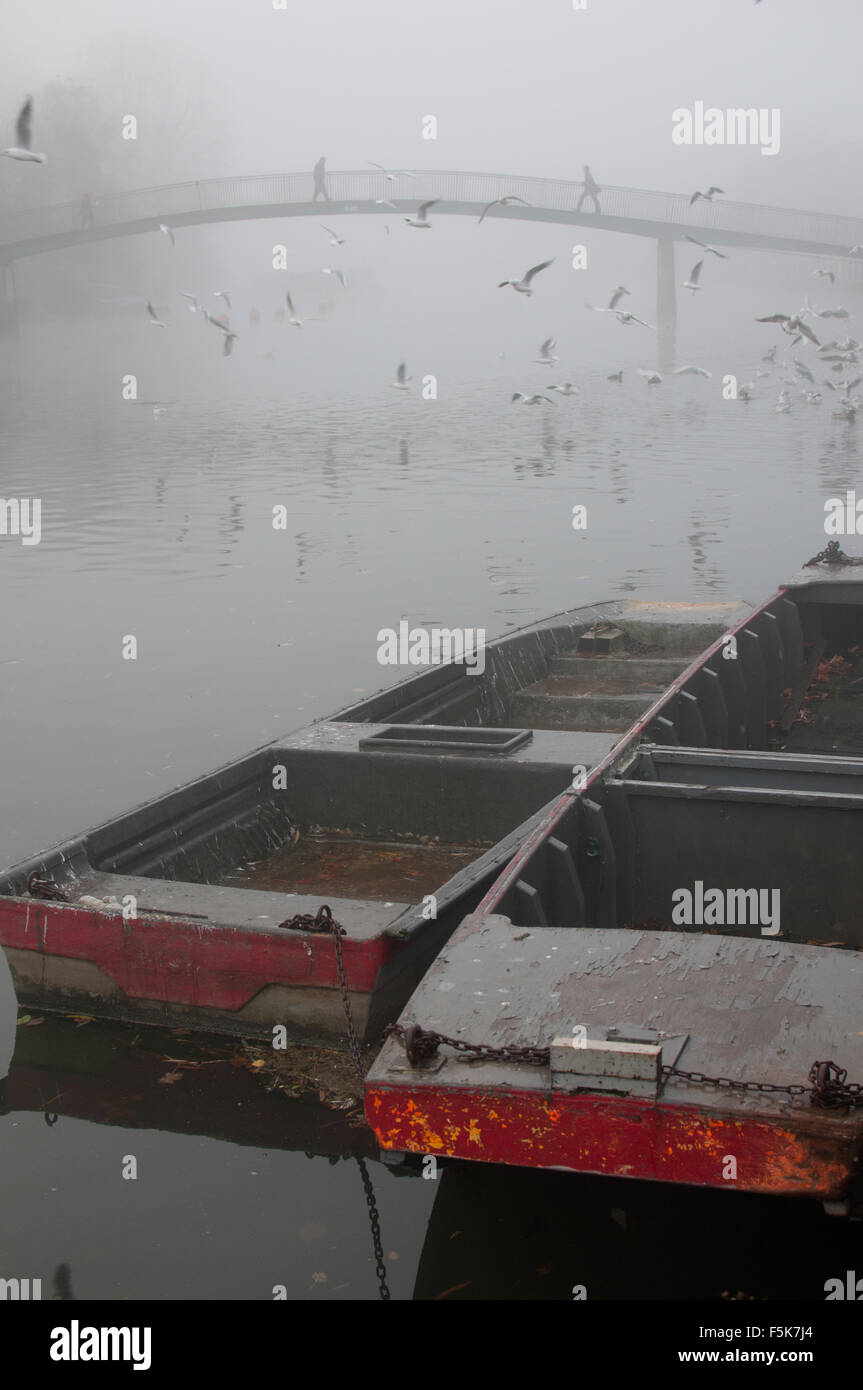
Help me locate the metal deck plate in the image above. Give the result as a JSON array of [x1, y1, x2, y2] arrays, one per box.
[[369, 913, 863, 1118]]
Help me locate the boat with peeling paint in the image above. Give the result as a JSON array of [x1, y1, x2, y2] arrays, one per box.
[[0, 594, 744, 1043], [366, 561, 863, 1211]]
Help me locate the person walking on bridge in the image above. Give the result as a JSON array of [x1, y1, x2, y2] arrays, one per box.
[[79, 190, 95, 229], [312, 156, 329, 202], [575, 165, 601, 214]]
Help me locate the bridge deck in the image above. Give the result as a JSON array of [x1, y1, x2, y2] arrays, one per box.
[[2, 170, 863, 269]]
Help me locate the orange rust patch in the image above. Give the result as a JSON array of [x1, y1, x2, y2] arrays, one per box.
[[366, 1084, 857, 1197]]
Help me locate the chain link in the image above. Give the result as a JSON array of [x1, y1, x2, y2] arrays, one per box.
[[27, 871, 71, 903], [384, 1026, 863, 1109], [356, 1157, 390, 1301], [278, 904, 365, 1081], [804, 540, 863, 568]]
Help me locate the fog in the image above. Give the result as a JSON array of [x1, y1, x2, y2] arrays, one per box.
[[2, 0, 862, 209]]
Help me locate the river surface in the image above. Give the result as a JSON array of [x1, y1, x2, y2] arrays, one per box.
[[2, 267, 862, 1298]]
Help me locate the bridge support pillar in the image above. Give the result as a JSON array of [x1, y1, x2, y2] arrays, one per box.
[[656, 238, 676, 373], [0, 265, 19, 346]]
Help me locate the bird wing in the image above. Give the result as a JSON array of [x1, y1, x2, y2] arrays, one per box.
[[689, 192, 701, 205], [683, 234, 705, 248], [286, 292, 297, 316], [367, 161, 387, 173], [396, 361, 407, 382], [15, 97, 32, 149], [523, 259, 554, 284], [690, 260, 704, 284], [417, 199, 439, 219], [708, 187, 724, 196], [756, 314, 790, 323], [798, 321, 820, 345], [478, 199, 500, 223], [539, 338, 553, 354], [321, 225, 339, 238]]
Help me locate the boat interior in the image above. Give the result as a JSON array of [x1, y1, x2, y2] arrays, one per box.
[[4, 572, 863, 1015]]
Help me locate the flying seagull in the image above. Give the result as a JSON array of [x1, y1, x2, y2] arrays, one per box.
[[682, 233, 728, 259], [390, 362, 412, 390], [1, 97, 45, 162], [204, 309, 239, 353], [158, 223, 176, 248], [499, 259, 554, 295], [367, 161, 416, 182], [478, 195, 531, 224], [322, 266, 347, 287], [681, 260, 704, 293], [404, 198, 439, 229], [512, 392, 555, 405], [615, 310, 654, 327], [375, 198, 397, 210], [812, 269, 836, 284], [755, 313, 820, 347], [689, 187, 724, 205], [214, 291, 231, 311], [607, 370, 624, 382], [181, 292, 199, 313], [637, 368, 662, 385], [608, 286, 630, 310], [321, 225, 345, 246], [146, 301, 165, 327], [793, 359, 815, 382], [674, 365, 712, 378], [547, 382, 579, 395], [536, 337, 558, 364], [285, 291, 303, 327]]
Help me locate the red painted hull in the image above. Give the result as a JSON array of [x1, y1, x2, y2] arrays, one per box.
[[366, 1082, 859, 1198], [0, 897, 396, 1034]]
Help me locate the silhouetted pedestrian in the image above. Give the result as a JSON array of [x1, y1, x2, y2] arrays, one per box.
[[312, 156, 328, 201], [79, 191, 94, 229], [576, 165, 601, 214]]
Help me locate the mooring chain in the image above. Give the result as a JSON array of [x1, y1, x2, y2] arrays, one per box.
[[356, 1157, 391, 1301], [385, 1025, 863, 1110], [26, 871, 71, 903], [278, 904, 365, 1081], [384, 1022, 551, 1068], [804, 540, 863, 568]]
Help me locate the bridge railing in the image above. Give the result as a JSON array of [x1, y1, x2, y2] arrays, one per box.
[[1, 170, 862, 256]]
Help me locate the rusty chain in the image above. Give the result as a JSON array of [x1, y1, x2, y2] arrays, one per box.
[[26, 871, 71, 903], [356, 1157, 391, 1301], [804, 540, 863, 567], [278, 904, 365, 1081], [384, 1025, 863, 1109]]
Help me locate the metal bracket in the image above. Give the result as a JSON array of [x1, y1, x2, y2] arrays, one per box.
[[550, 1025, 689, 1099]]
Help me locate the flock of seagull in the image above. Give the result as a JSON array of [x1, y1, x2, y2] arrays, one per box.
[[3, 93, 862, 419]]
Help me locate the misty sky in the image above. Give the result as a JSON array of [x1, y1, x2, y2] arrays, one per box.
[[3, 0, 862, 214]]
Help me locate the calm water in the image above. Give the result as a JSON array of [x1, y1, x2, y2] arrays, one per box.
[[2, 261, 863, 1298]]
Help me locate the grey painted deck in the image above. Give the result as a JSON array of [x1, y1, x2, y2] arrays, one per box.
[[370, 912, 863, 1125]]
